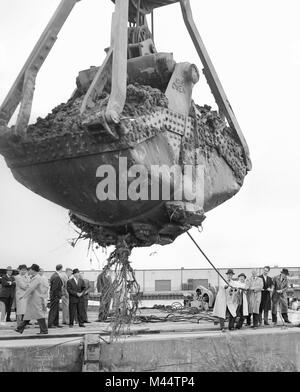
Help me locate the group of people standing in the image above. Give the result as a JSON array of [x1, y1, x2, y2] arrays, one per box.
[[0, 264, 50, 333], [213, 266, 291, 331], [0, 263, 92, 335], [47, 264, 92, 329]]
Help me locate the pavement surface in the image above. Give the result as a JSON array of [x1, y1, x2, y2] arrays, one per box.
[[0, 308, 299, 345]]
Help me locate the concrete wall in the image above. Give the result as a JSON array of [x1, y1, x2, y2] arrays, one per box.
[[0, 340, 83, 372], [2, 328, 299, 372], [96, 329, 300, 372]]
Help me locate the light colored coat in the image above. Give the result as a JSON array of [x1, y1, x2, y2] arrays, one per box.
[[15, 274, 30, 315], [23, 274, 47, 320], [213, 280, 243, 319], [40, 275, 49, 308], [247, 276, 263, 314], [60, 272, 70, 324]]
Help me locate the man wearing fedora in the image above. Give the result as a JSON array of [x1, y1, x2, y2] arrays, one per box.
[[235, 273, 249, 329], [0, 266, 16, 322], [258, 266, 273, 326], [272, 268, 291, 324], [213, 269, 241, 331], [15, 264, 30, 328], [67, 269, 86, 327], [15, 264, 48, 335]]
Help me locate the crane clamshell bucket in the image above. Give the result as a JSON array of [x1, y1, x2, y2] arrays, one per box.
[[0, 0, 251, 248], [0, 75, 247, 247]]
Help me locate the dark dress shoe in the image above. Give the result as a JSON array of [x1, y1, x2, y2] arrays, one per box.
[[15, 328, 24, 334], [55, 325, 63, 328], [84, 321, 91, 323], [264, 322, 270, 325], [79, 324, 85, 327], [69, 325, 74, 328]]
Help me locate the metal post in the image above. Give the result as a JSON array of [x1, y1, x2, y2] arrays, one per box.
[[179, 0, 251, 170]]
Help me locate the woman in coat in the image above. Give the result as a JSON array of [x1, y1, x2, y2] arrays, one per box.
[[15, 264, 48, 335], [247, 270, 263, 328], [235, 273, 249, 329], [15, 265, 30, 327]]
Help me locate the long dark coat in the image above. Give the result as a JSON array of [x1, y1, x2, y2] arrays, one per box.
[[49, 272, 62, 300], [272, 275, 289, 314], [0, 275, 16, 299], [259, 275, 273, 311]]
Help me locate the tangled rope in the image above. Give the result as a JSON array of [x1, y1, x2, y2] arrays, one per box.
[[97, 235, 141, 339]]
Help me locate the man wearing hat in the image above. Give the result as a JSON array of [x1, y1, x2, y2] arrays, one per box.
[[15, 264, 48, 335], [272, 269, 291, 324], [15, 265, 30, 328], [213, 269, 241, 331], [0, 266, 16, 322], [235, 273, 249, 329], [67, 269, 86, 327], [258, 266, 273, 326]]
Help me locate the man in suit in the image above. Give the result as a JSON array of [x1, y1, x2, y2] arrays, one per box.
[[258, 266, 273, 326], [0, 266, 16, 322], [67, 269, 86, 327], [47, 264, 63, 328]]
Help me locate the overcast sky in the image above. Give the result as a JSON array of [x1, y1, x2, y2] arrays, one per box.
[[0, 0, 300, 272]]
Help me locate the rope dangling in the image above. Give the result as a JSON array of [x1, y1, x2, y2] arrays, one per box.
[[97, 235, 140, 339]]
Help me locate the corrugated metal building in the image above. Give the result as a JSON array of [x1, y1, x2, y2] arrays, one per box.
[[44, 266, 300, 293]]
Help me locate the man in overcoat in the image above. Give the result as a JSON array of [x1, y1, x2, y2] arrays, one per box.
[[258, 266, 273, 326], [272, 268, 291, 324], [212, 269, 242, 331], [15, 265, 30, 327], [247, 270, 263, 328], [97, 270, 113, 322], [15, 264, 48, 335], [60, 268, 72, 324], [39, 268, 49, 312]]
